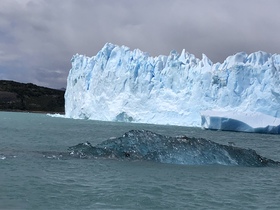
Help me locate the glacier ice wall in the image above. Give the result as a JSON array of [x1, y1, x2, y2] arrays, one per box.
[[65, 43, 280, 127]]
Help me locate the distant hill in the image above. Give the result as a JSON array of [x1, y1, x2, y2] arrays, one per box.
[[0, 80, 65, 113]]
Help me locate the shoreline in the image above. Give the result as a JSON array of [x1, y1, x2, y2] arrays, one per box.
[[0, 110, 65, 115]]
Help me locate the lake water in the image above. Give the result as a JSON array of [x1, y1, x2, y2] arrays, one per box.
[[1, 111, 280, 209]]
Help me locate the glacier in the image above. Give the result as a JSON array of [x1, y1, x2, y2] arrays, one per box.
[[65, 43, 280, 133], [68, 130, 280, 166]]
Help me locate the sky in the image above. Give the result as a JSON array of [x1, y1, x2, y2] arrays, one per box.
[[1, 0, 280, 89]]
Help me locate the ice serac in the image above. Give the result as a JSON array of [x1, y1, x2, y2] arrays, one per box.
[[68, 130, 280, 166], [65, 43, 280, 132]]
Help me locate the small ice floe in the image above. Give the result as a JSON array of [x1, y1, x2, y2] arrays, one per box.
[[0, 155, 6, 160], [43, 154, 63, 160], [228, 142, 236, 146]]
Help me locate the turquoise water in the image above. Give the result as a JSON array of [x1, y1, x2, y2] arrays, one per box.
[[1, 111, 280, 209]]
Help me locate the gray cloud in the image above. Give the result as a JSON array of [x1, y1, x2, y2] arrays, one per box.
[[1, 0, 280, 88]]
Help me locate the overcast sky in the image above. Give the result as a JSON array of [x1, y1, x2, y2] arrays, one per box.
[[1, 0, 280, 89]]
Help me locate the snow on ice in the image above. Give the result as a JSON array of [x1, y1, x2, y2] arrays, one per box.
[[65, 43, 280, 133]]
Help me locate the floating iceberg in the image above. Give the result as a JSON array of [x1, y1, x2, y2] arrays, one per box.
[[68, 130, 280, 166], [201, 110, 280, 134], [65, 43, 280, 133]]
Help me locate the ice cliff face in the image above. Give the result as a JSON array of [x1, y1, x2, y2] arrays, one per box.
[[65, 43, 280, 127]]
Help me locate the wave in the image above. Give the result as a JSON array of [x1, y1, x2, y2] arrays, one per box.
[[46, 113, 66, 118]]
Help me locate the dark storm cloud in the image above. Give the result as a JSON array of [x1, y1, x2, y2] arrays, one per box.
[[1, 0, 280, 88]]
